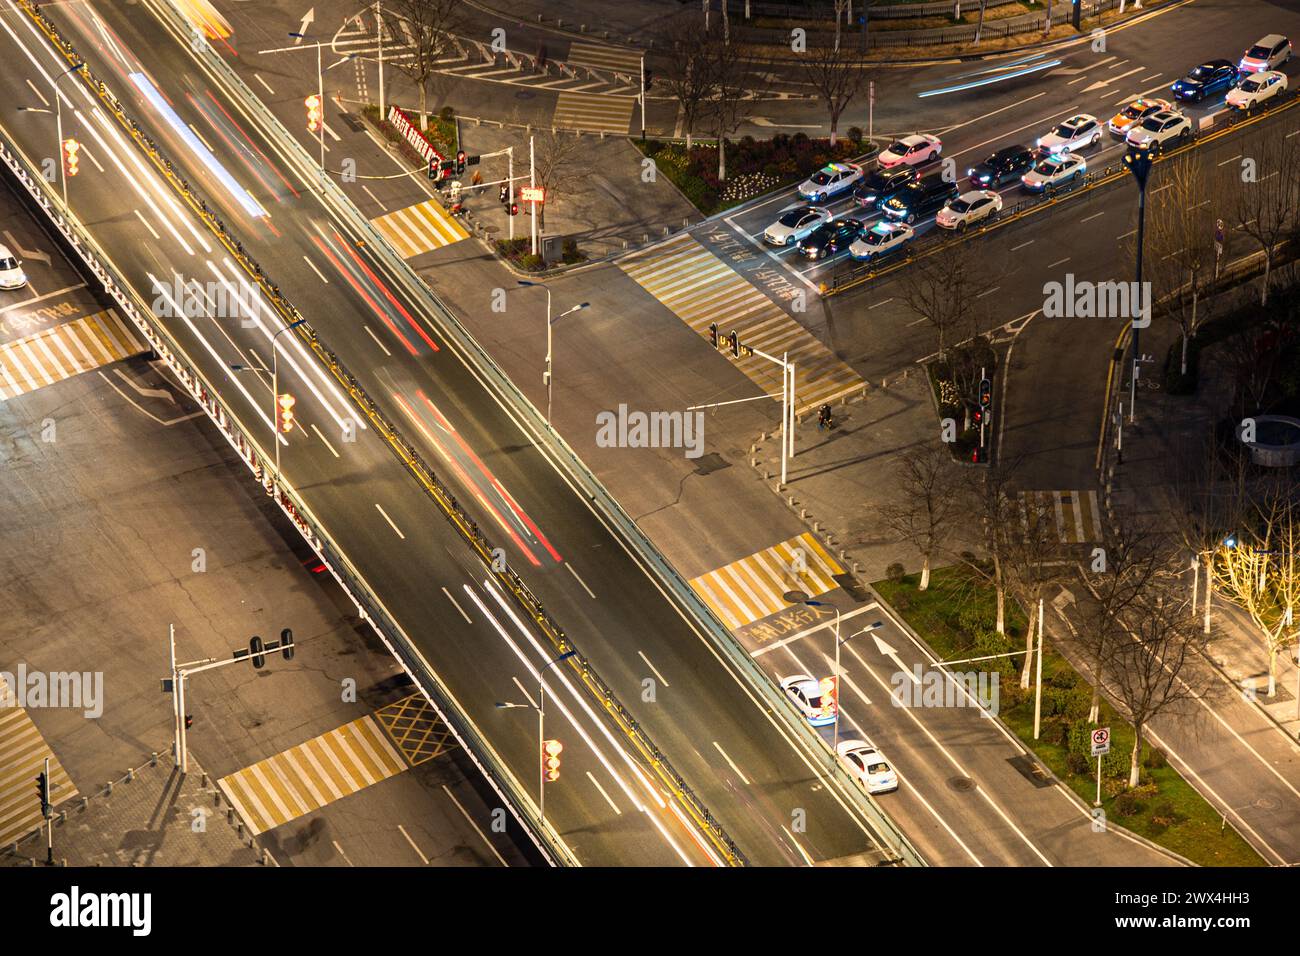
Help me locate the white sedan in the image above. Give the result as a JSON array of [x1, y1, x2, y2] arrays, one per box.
[[0, 244, 28, 290], [1021, 153, 1086, 192], [795, 162, 864, 203], [780, 674, 837, 727], [1125, 109, 1192, 150], [763, 206, 832, 246], [838, 739, 899, 794], [848, 221, 914, 262], [1227, 70, 1287, 110], [877, 133, 942, 169], [935, 190, 1002, 230], [1036, 113, 1101, 153]]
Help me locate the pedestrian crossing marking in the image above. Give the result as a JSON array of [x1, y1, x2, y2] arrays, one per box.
[[565, 41, 643, 75], [690, 532, 844, 631], [370, 197, 469, 258], [1020, 490, 1104, 544], [0, 677, 78, 849], [0, 310, 144, 402], [374, 693, 455, 766], [217, 714, 407, 835], [620, 234, 865, 412], [553, 91, 635, 134]]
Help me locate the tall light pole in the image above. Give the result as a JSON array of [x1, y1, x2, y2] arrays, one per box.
[[639, 52, 647, 141], [20, 61, 84, 206], [230, 318, 306, 482], [802, 597, 883, 753], [518, 281, 588, 426], [289, 32, 327, 173], [496, 649, 575, 819], [1123, 145, 1154, 425]]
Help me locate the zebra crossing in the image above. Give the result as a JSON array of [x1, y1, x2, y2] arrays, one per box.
[[620, 234, 865, 413], [1021, 490, 1104, 544], [565, 41, 643, 76], [0, 678, 78, 849], [0, 309, 145, 402], [217, 714, 407, 835], [553, 91, 636, 134], [370, 198, 469, 258], [690, 532, 845, 631]]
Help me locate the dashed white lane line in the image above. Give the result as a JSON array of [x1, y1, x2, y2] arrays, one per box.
[[565, 562, 596, 598], [331, 840, 355, 866], [441, 785, 509, 866], [254, 73, 275, 95], [310, 423, 340, 458], [442, 586, 472, 623], [1217, 153, 1242, 166], [363, 325, 392, 355], [638, 650, 670, 688], [587, 771, 621, 814], [303, 255, 329, 283], [781, 826, 815, 866], [1047, 257, 1070, 268], [375, 502, 405, 539], [1010, 239, 1034, 251], [398, 824, 430, 864], [1080, 211, 1105, 223], [868, 297, 895, 310], [1117, 228, 1137, 239], [712, 741, 752, 785], [976, 285, 1000, 299], [361, 184, 388, 211], [133, 208, 161, 240]]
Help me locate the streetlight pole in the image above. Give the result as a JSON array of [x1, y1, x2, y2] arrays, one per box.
[[231, 318, 305, 483], [21, 63, 84, 206], [805, 599, 883, 753], [518, 281, 588, 426], [376, 0, 386, 117], [1123, 146, 1153, 425], [289, 33, 327, 173], [497, 649, 575, 820], [639, 52, 646, 141]]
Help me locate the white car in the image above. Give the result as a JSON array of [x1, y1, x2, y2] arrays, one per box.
[[1036, 113, 1101, 153], [1227, 70, 1287, 110], [1125, 109, 1192, 151], [763, 206, 832, 246], [1021, 153, 1086, 192], [848, 221, 914, 262], [796, 162, 864, 203], [877, 133, 942, 169], [837, 739, 899, 795], [935, 190, 1002, 230], [780, 674, 837, 727], [0, 245, 28, 290], [1240, 34, 1291, 73]]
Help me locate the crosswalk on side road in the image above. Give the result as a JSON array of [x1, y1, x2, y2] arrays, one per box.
[[620, 234, 865, 413], [0, 309, 144, 402], [564, 41, 643, 76], [369, 197, 469, 258], [1020, 490, 1104, 544], [553, 91, 636, 134], [690, 532, 845, 631], [0, 677, 78, 849]]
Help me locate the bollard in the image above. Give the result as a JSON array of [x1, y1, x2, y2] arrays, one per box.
[[105, 781, 113, 795], [664, 226, 670, 236], [126, 768, 134, 783], [150, 752, 159, 767], [202, 772, 210, 788], [813, 521, 821, 532], [787, 495, 795, 506], [800, 508, 808, 519]]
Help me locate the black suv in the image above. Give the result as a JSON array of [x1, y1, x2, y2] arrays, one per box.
[[799, 218, 864, 259], [882, 175, 959, 224], [968, 145, 1035, 188], [853, 165, 917, 209]]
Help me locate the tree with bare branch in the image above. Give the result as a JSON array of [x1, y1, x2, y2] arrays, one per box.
[[1232, 123, 1300, 305], [798, 41, 871, 146], [386, 0, 463, 131], [531, 127, 584, 233], [884, 445, 959, 591], [1002, 490, 1065, 688], [655, 17, 714, 150], [897, 241, 999, 364], [702, 28, 766, 180], [950, 455, 1022, 635]]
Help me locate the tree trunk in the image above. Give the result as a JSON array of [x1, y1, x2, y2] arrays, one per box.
[[993, 553, 1006, 634], [1044, 0, 1054, 33], [1088, 687, 1100, 724], [1268, 644, 1277, 696], [418, 82, 429, 131], [1261, 250, 1272, 306], [829, 110, 839, 147], [723, 0, 729, 43], [1021, 599, 1035, 689], [920, 554, 931, 591], [834, 4, 843, 51], [975, 0, 987, 43], [1129, 726, 1143, 787], [718, 135, 727, 181], [1180, 329, 1189, 375]]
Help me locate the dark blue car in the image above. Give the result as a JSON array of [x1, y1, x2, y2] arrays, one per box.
[[1171, 60, 1239, 102]]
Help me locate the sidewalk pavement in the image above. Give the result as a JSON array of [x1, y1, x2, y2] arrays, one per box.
[[3, 750, 263, 868]]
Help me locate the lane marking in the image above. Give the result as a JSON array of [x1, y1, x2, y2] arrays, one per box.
[[976, 285, 1000, 299], [867, 297, 894, 310], [398, 824, 430, 864], [1010, 239, 1034, 251], [441, 784, 508, 866], [638, 650, 670, 687], [133, 208, 161, 239], [253, 73, 275, 95], [712, 741, 752, 785], [587, 771, 621, 814], [442, 586, 472, 623], [375, 502, 405, 539], [331, 840, 355, 866], [363, 324, 392, 355], [565, 562, 596, 598], [1047, 256, 1070, 268], [303, 254, 329, 282], [310, 422, 340, 457], [1080, 211, 1105, 223]]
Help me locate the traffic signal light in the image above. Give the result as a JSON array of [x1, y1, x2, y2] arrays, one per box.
[[644, 69, 654, 91], [455, 150, 467, 175], [499, 184, 509, 204], [729, 330, 740, 358], [35, 771, 50, 818], [971, 446, 985, 463], [304, 94, 321, 133], [542, 739, 562, 782], [249, 635, 266, 669], [978, 378, 992, 408], [184, 714, 194, 730], [62, 138, 79, 177], [972, 406, 983, 426], [708, 322, 718, 349], [509, 202, 519, 216], [277, 392, 296, 433], [280, 627, 295, 661]]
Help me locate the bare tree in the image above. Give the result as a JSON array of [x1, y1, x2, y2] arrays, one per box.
[[798, 41, 871, 146], [884, 445, 959, 591], [834, 0, 852, 52], [386, 0, 463, 131], [702, 28, 766, 180], [950, 455, 1022, 635], [1104, 585, 1212, 786], [531, 127, 584, 233], [897, 242, 998, 364], [1232, 124, 1300, 306], [656, 17, 714, 150]]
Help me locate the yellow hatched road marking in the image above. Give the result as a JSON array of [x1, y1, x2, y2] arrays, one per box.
[[690, 532, 844, 631], [621, 234, 864, 413], [370, 198, 469, 258]]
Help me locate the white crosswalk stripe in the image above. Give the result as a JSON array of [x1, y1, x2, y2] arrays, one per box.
[[0, 310, 144, 402], [565, 41, 643, 75], [370, 198, 469, 257], [553, 91, 635, 133], [690, 532, 844, 631], [621, 234, 865, 412], [0, 677, 78, 849], [1021, 490, 1104, 544]]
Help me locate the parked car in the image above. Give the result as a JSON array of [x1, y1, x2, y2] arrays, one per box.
[[1036, 113, 1101, 153], [796, 162, 864, 203], [848, 220, 915, 261], [967, 145, 1035, 188], [935, 189, 1002, 230], [0, 244, 27, 290], [1021, 153, 1086, 192], [763, 206, 832, 246], [837, 739, 899, 795], [780, 674, 837, 727], [853, 165, 917, 209]]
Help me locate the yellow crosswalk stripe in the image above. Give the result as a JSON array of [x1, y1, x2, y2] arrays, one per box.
[[621, 234, 865, 412], [565, 41, 643, 75], [217, 714, 407, 835], [0, 310, 143, 402], [0, 678, 78, 848], [1021, 490, 1104, 544], [370, 198, 469, 258], [690, 532, 844, 631], [553, 91, 635, 133]]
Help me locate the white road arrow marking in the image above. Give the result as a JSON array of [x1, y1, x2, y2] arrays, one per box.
[[873, 633, 919, 683], [2, 230, 50, 265], [295, 7, 315, 43], [749, 116, 823, 129], [1082, 66, 1145, 92]]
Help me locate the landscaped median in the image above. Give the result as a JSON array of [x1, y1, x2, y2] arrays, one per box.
[[872, 565, 1263, 866]]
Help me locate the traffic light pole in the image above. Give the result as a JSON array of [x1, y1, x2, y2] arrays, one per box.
[[529, 135, 538, 256], [639, 53, 646, 141], [750, 347, 795, 486], [270, 319, 305, 482], [43, 756, 53, 865]]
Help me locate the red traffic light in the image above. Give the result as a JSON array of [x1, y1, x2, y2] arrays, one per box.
[[277, 392, 296, 433], [509, 202, 519, 216], [304, 94, 321, 132], [62, 138, 80, 177]]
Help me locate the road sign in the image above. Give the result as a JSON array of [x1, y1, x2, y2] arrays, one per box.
[[1091, 727, 1111, 756], [520, 185, 545, 203]]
